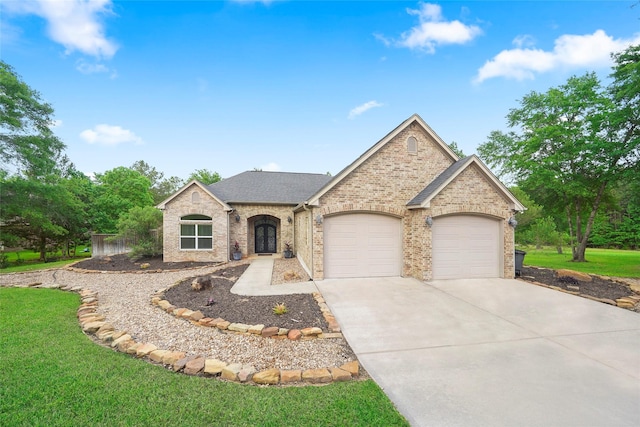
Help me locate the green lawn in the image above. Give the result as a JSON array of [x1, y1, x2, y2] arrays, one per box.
[[0, 287, 408, 427], [520, 247, 640, 278], [1, 249, 90, 273]]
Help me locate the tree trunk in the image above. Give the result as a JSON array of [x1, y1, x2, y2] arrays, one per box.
[[556, 246, 563, 254], [38, 234, 46, 261], [572, 181, 608, 262]]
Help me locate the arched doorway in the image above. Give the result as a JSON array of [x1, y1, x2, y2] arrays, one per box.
[[254, 217, 277, 254]]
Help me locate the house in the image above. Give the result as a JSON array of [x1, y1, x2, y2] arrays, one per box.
[[157, 114, 525, 281]]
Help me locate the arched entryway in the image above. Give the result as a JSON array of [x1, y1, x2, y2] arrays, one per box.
[[254, 217, 278, 254]]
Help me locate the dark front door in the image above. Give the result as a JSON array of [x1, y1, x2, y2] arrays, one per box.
[[255, 220, 277, 253]]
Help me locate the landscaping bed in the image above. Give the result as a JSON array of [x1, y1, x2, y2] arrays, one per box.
[[72, 254, 216, 271]]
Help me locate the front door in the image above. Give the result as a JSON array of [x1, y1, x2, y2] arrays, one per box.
[[255, 219, 277, 253]]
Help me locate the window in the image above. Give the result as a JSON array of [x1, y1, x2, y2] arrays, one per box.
[[180, 215, 212, 250], [407, 136, 417, 154]]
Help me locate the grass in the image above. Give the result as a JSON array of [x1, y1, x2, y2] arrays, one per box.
[[1, 249, 90, 274], [520, 247, 640, 278], [0, 287, 408, 427]]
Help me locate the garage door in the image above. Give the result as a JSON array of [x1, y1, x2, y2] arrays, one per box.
[[324, 213, 402, 279], [432, 215, 501, 279]]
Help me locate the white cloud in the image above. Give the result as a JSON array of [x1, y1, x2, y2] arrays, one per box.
[[5, 0, 118, 59], [475, 30, 640, 83], [348, 101, 384, 120], [396, 2, 482, 53], [80, 124, 143, 146], [260, 162, 281, 172], [76, 60, 109, 74]]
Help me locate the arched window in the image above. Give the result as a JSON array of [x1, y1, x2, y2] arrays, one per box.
[[407, 136, 417, 154], [180, 215, 212, 250]]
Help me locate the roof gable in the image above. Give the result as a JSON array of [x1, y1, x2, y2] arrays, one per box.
[[407, 155, 526, 211], [208, 171, 332, 205], [156, 180, 232, 211], [304, 114, 459, 206]]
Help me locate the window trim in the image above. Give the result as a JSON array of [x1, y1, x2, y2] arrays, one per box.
[[179, 215, 213, 250]]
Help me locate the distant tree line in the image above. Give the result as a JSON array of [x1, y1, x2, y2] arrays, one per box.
[[0, 60, 221, 261]]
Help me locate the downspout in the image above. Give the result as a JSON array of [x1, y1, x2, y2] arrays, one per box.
[[302, 202, 312, 279]]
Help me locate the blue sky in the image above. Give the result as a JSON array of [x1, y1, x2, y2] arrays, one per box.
[[2, 0, 639, 180]]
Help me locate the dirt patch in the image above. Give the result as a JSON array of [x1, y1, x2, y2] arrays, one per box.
[[164, 264, 327, 330], [72, 254, 217, 271], [520, 266, 634, 301]]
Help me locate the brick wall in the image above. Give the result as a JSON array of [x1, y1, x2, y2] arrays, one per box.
[[228, 204, 296, 257], [162, 183, 229, 263]]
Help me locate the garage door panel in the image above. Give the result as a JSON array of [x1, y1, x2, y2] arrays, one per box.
[[324, 214, 402, 279], [432, 215, 501, 279]]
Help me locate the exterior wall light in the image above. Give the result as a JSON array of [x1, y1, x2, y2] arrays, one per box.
[[287, 216, 292, 223], [315, 214, 323, 225], [508, 216, 518, 228], [425, 216, 433, 227], [235, 214, 240, 222]]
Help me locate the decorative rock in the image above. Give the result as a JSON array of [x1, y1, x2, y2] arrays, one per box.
[[210, 317, 226, 326], [630, 284, 640, 294], [329, 367, 352, 382], [162, 351, 186, 366], [238, 365, 256, 383], [557, 269, 592, 282], [136, 343, 158, 358], [151, 296, 161, 305], [248, 324, 265, 335], [204, 359, 227, 375], [158, 300, 172, 310], [287, 329, 302, 341], [340, 361, 360, 376], [110, 331, 127, 341], [261, 326, 279, 338], [302, 368, 332, 384], [198, 318, 215, 326], [82, 321, 106, 333], [80, 313, 105, 322], [216, 321, 231, 330], [189, 310, 204, 321], [280, 370, 302, 383], [582, 295, 617, 305], [179, 309, 195, 319], [97, 330, 114, 341], [319, 333, 343, 339], [184, 357, 206, 375], [191, 276, 212, 291], [278, 328, 289, 336], [118, 340, 136, 353], [149, 349, 170, 363], [173, 355, 198, 372], [616, 298, 637, 309], [253, 368, 280, 385], [228, 323, 250, 333], [301, 327, 322, 336], [567, 285, 580, 291], [221, 363, 243, 381], [140, 263, 150, 269], [96, 323, 114, 333]]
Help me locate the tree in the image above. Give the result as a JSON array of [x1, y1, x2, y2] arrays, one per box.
[[114, 206, 163, 260], [478, 51, 640, 262], [130, 160, 184, 204], [92, 167, 154, 233], [187, 169, 221, 185], [448, 141, 465, 158], [0, 61, 66, 177]]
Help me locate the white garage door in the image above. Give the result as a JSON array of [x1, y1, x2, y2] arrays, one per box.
[[432, 215, 501, 279], [324, 213, 402, 279]]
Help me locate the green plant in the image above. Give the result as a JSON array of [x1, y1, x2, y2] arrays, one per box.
[[272, 302, 287, 315]]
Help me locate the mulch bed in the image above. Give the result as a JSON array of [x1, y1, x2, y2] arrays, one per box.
[[519, 266, 633, 301], [164, 265, 328, 331], [73, 254, 217, 271]]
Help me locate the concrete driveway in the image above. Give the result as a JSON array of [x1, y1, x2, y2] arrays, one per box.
[[316, 277, 640, 427]]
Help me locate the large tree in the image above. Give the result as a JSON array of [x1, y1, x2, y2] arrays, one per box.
[[187, 168, 221, 185], [130, 160, 184, 204], [478, 45, 640, 261], [92, 167, 154, 233], [0, 61, 66, 177]]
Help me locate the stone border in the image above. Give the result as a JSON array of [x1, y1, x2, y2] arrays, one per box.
[[152, 278, 341, 341], [519, 267, 640, 311], [5, 280, 360, 386]]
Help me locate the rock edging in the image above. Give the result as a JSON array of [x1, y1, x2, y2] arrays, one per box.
[[152, 286, 341, 341], [68, 285, 360, 385], [519, 268, 640, 311]]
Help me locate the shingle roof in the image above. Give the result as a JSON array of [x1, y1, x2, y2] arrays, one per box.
[[207, 171, 332, 204], [407, 156, 473, 206]]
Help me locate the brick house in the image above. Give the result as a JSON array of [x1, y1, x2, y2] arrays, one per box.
[[158, 114, 525, 281]]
